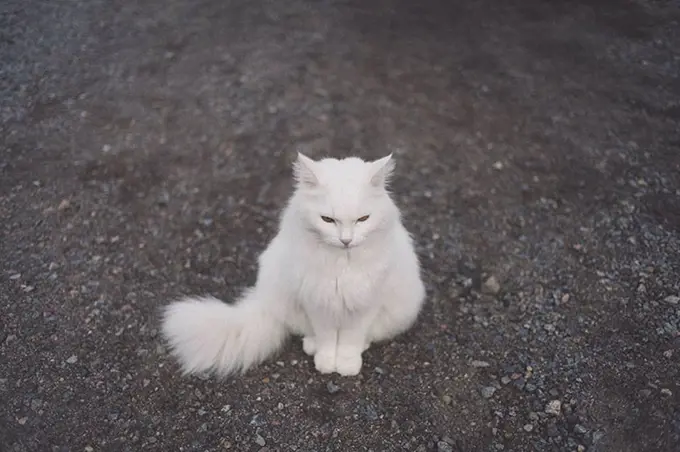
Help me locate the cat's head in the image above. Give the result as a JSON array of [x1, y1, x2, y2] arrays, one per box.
[[291, 153, 399, 250]]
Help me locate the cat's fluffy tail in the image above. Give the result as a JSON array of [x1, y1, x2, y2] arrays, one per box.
[[160, 290, 287, 376]]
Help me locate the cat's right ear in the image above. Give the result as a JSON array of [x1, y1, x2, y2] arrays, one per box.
[[293, 152, 319, 188]]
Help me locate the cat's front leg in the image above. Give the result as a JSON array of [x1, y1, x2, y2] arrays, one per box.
[[335, 309, 379, 376], [306, 308, 339, 374]]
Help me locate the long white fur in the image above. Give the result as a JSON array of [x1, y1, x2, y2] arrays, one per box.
[[161, 153, 426, 377]]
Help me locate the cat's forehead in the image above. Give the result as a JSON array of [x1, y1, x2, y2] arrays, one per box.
[[314, 159, 376, 215], [315, 157, 372, 183]]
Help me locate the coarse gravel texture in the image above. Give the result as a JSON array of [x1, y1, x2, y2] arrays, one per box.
[[1, 0, 679, 451]]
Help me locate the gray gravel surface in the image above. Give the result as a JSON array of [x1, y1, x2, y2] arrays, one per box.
[[2, 0, 680, 451]]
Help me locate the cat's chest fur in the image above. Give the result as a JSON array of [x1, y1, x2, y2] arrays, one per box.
[[296, 250, 388, 313]]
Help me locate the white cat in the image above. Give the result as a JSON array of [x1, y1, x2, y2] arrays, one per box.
[[161, 153, 426, 377]]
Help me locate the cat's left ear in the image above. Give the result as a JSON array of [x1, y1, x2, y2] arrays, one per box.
[[370, 154, 396, 188], [293, 152, 320, 188]]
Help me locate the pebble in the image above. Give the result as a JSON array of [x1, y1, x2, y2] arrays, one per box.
[[545, 400, 561, 416], [523, 424, 534, 432], [664, 295, 679, 305], [66, 355, 78, 364], [58, 199, 71, 210], [85, 447, 94, 452], [482, 276, 501, 295], [577, 446, 586, 452], [437, 441, 453, 452], [481, 386, 496, 398], [660, 388, 672, 397], [442, 395, 452, 405], [501, 376, 511, 385], [639, 389, 652, 398], [17, 417, 28, 425], [255, 434, 266, 447], [30, 399, 42, 411], [326, 381, 340, 394], [471, 360, 490, 368], [574, 424, 588, 435]]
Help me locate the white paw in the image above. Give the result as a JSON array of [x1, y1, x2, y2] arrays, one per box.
[[335, 349, 363, 376], [302, 336, 317, 356], [314, 349, 336, 374]]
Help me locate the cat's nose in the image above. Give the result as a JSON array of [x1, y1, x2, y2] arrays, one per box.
[[340, 238, 352, 247]]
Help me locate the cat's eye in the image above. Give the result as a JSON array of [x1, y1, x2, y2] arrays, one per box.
[[321, 216, 335, 223], [357, 215, 370, 223]]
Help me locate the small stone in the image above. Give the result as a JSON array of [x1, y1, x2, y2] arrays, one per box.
[[482, 276, 501, 295], [66, 355, 78, 364], [501, 376, 511, 385], [574, 424, 588, 435], [577, 445, 586, 452], [639, 389, 652, 398], [528, 412, 539, 421], [663, 350, 673, 358], [471, 360, 490, 368], [30, 399, 42, 411], [374, 367, 385, 374], [441, 435, 455, 446], [664, 295, 679, 305], [523, 424, 534, 432], [661, 388, 672, 397], [481, 386, 496, 398], [58, 199, 71, 210], [437, 441, 453, 452], [442, 395, 452, 405], [545, 400, 561, 416], [561, 294, 570, 303], [543, 324, 556, 333], [85, 447, 94, 452], [255, 434, 266, 447], [10, 273, 21, 280], [102, 144, 112, 152], [326, 381, 340, 394], [492, 161, 504, 170], [221, 405, 231, 412]]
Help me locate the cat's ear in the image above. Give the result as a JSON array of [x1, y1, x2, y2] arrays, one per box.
[[369, 154, 396, 188], [293, 152, 319, 188]]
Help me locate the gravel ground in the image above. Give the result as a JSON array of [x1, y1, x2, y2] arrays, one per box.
[[1, 0, 679, 451]]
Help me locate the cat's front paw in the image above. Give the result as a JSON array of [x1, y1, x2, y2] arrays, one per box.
[[314, 349, 336, 374], [302, 336, 317, 356], [335, 348, 363, 376]]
